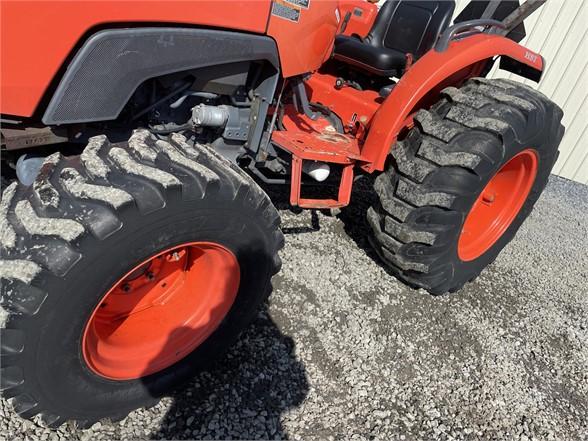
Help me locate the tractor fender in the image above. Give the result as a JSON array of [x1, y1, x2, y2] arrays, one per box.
[[42, 28, 280, 125], [361, 34, 544, 172]]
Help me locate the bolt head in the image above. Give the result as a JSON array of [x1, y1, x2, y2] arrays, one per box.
[[482, 191, 496, 203]]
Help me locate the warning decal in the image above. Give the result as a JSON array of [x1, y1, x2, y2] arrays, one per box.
[[272, 0, 301, 22], [285, 0, 310, 9]]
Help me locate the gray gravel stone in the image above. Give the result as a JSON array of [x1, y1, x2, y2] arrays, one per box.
[[1, 175, 587, 440]]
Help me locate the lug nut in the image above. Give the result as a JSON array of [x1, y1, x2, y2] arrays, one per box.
[[482, 191, 496, 203], [146, 271, 155, 280], [121, 283, 132, 293]]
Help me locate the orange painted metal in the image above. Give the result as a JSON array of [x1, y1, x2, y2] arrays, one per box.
[[273, 130, 362, 164], [360, 34, 544, 172], [338, 0, 378, 38], [266, 0, 340, 78], [290, 157, 355, 209], [272, 130, 361, 208], [305, 72, 382, 130], [281, 104, 334, 134], [0, 0, 271, 117], [458, 149, 538, 261], [82, 242, 240, 380]]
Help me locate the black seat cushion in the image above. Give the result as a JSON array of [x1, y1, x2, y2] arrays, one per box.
[[334, 35, 407, 76], [334, 0, 455, 76]]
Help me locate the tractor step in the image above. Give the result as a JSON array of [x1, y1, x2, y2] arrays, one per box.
[[272, 131, 362, 209]]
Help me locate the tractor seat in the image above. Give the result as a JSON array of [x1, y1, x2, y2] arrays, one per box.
[[334, 0, 455, 76]]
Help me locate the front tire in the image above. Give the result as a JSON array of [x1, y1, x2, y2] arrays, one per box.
[[0, 130, 283, 426], [368, 78, 564, 294]]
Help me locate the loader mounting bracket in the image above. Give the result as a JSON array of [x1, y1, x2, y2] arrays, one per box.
[[271, 131, 363, 209]]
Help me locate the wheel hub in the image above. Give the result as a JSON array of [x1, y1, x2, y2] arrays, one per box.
[[82, 242, 240, 380], [458, 149, 539, 262]]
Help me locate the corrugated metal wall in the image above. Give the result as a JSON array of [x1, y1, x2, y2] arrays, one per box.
[[453, 0, 588, 183], [375, 0, 588, 183]]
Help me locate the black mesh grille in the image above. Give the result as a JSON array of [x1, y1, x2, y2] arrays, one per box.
[[43, 29, 278, 125]]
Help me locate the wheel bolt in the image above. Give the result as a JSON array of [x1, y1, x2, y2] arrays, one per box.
[[482, 191, 496, 203], [146, 271, 155, 280], [122, 283, 132, 293]]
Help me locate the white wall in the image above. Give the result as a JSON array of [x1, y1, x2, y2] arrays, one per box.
[[378, 0, 588, 183], [456, 0, 588, 184]]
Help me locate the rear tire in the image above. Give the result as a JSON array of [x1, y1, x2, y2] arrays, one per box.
[[0, 130, 283, 427], [368, 78, 564, 294]]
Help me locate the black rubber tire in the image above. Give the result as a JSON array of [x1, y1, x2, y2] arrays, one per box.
[[367, 78, 564, 295], [0, 130, 283, 427]]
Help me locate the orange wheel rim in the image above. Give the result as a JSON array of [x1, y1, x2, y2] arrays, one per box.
[[82, 242, 240, 380], [458, 149, 538, 262]]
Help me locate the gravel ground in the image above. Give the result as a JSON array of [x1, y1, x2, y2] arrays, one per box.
[[1, 175, 587, 440]]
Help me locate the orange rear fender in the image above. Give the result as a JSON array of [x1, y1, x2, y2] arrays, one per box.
[[360, 34, 544, 172]]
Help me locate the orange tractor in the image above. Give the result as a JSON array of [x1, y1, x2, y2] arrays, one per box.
[[0, 0, 562, 426]]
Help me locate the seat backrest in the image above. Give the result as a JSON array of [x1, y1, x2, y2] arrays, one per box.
[[364, 0, 455, 59]]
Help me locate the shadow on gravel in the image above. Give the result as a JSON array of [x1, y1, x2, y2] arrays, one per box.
[[335, 175, 378, 250], [259, 175, 388, 271], [144, 306, 308, 440], [281, 210, 321, 235], [334, 175, 423, 286]]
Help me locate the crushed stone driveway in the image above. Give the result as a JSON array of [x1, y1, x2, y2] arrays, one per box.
[[1, 175, 587, 440]]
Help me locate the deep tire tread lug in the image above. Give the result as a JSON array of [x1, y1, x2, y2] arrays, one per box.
[[0, 129, 282, 427], [367, 78, 564, 294]]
